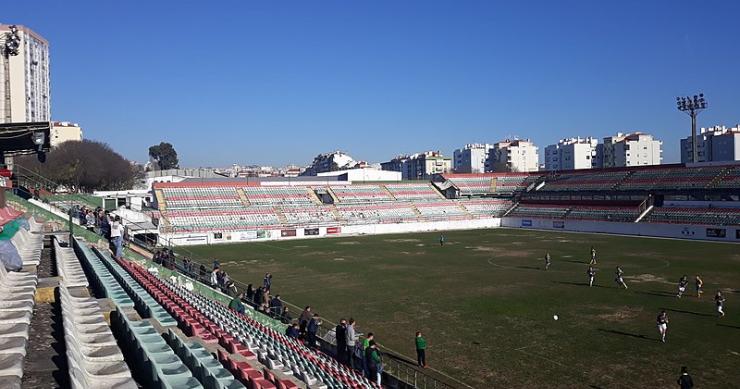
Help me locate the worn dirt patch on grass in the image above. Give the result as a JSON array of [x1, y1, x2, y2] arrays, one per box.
[[595, 306, 643, 322], [333, 258, 345, 261], [335, 241, 361, 245], [625, 273, 671, 284], [384, 238, 421, 243]]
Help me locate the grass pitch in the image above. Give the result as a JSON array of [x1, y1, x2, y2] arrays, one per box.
[[182, 228, 740, 388]]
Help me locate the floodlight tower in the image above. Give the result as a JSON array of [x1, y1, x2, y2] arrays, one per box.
[[676, 93, 707, 163]]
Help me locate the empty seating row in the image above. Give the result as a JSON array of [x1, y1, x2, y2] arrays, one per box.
[[91, 247, 177, 327], [566, 205, 639, 222], [509, 204, 569, 219], [0, 240, 38, 389], [243, 187, 315, 206], [111, 311, 203, 389], [645, 207, 740, 226], [541, 170, 629, 192], [164, 330, 246, 389], [59, 285, 137, 389], [54, 237, 89, 288], [336, 204, 418, 224], [73, 239, 136, 310], [715, 167, 740, 189], [10, 224, 43, 267], [384, 183, 441, 201], [281, 207, 336, 225], [162, 188, 244, 210], [414, 202, 469, 219], [165, 211, 280, 233], [329, 185, 393, 203], [458, 200, 511, 216], [217, 349, 299, 389]]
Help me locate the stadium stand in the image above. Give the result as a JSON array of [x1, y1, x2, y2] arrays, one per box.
[[162, 187, 244, 210], [508, 204, 570, 219], [645, 207, 740, 226], [243, 187, 315, 206], [280, 206, 336, 225], [329, 185, 393, 203], [164, 210, 280, 233], [414, 202, 469, 220], [336, 203, 418, 224], [442, 173, 530, 196], [383, 183, 441, 201], [458, 199, 513, 217]]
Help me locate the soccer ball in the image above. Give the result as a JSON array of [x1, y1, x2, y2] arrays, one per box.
[[553, 314, 559, 321]]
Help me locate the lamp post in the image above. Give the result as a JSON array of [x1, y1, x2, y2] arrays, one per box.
[[2, 25, 21, 123], [676, 93, 707, 163]]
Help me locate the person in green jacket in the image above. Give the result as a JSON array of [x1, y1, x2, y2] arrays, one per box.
[[415, 331, 427, 367], [228, 293, 245, 314]]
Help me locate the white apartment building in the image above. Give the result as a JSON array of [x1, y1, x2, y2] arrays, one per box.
[[381, 151, 452, 179], [602, 132, 662, 168], [0, 24, 50, 123], [486, 139, 539, 172], [453, 143, 493, 173], [50, 121, 83, 146], [544, 137, 601, 171], [680, 125, 740, 163]]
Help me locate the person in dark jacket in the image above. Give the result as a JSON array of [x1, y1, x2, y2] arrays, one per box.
[[299, 306, 312, 338], [307, 314, 321, 349], [280, 306, 292, 324], [677, 366, 694, 389], [198, 264, 207, 282], [244, 284, 255, 305], [285, 322, 300, 338], [269, 295, 284, 317], [335, 319, 348, 364], [365, 341, 382, 385], [254, 286, 263, 306]]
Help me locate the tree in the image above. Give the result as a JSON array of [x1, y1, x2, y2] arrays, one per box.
[[148, 142, 179, 170], [16, 140, 141, 192]]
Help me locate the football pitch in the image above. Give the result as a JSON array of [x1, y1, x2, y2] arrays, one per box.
[[182, 228, 740, 388]]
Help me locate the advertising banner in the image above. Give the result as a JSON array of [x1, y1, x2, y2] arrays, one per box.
[[239, 231, 258, 241], [304, 228, 319, 236], [521, 220, 532, 227], [553, 220, 565, 229], [257, 230, 271, 239], [281, 229, 297, 237], [706, 228, 726, 238], [326, 227, 341, 234]]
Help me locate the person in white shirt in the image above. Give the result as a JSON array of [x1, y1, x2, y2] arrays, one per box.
[[110, 216, 124, 260]]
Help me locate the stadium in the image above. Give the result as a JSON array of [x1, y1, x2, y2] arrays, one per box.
[[1, 156, 739, 388], [2, 4, 740, 389]]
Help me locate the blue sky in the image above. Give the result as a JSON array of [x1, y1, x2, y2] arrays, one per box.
[[4, 1, 739, 167]]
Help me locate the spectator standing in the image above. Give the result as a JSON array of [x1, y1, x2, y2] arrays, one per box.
[[269, 295, 283, 317], [198, 264, 207, 282], [263, 272, 272, 292], [415, 331, 427, 367], [362, 333, 374, 377], [210, 267, 220, 288], [335, 319, 348, 364], [365, 341, 382, 385], [677, 366, 694, 389], [245, 284, 255, 304], [299, 306, 312, 337], [307, 314, 321, 349], [110, 216, 124, 260], [254, 286, 264, 306], [346, 319, 358, 369]]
